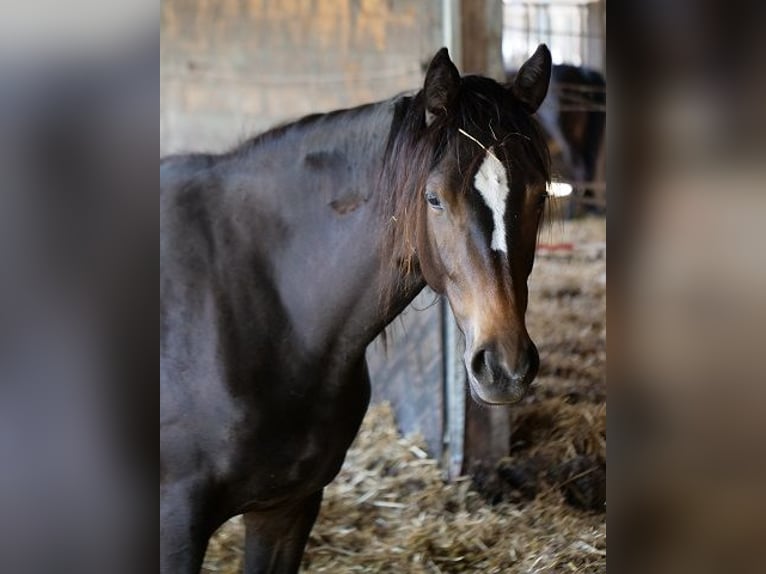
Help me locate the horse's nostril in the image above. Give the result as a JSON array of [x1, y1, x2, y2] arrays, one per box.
[[470, 347, 494, 384], [471, 343, 539, 386], [525, 342, 540, 381]]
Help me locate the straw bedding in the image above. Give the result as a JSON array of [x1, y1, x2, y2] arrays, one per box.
[[202, 217, 606, 573]]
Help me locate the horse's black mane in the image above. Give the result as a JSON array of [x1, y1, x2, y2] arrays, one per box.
[[229, 102, 382, 158]]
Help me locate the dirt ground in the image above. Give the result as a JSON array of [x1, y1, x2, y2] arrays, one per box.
[[202, 215, 606, 573]]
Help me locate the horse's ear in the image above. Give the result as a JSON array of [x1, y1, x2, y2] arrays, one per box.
[[511, 44, 552, 114], [424, 47, 460, 126]]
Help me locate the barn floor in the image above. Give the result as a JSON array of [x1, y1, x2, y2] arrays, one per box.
[[202, 215, 606, 573]]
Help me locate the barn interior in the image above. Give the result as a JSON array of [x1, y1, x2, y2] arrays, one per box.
[[161, 1, 606, 571]]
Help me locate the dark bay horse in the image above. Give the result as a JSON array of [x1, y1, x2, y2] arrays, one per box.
[[161, 45, 552, 573]]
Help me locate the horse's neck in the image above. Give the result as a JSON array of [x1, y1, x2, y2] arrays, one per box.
[[225, 100, 425, 359]]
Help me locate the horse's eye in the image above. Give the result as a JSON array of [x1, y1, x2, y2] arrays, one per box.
[[425, 190, 443, 210]]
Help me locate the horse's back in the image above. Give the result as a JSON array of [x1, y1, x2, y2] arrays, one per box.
[[159, 150, 276, 416], [161, 152, 215, 190], [160, 152, 227, 411], [162, 151, 243, 276], [160, 152, 241, 498]]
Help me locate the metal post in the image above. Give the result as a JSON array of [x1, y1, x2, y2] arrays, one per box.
[[440, 0, 466, 482], [442, 0, 462, 63], [443, 298, 466, 479]]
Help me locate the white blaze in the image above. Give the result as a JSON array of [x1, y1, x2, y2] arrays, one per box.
[[473, 150, 510, 253]]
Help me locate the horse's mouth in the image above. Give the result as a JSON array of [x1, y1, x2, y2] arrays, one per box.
[[467, 376, 527, 406]]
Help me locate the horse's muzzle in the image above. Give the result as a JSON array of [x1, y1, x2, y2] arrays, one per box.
[[466, 340, 539, 405]]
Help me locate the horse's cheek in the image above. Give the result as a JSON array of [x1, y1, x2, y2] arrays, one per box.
[[418, 217, 446, 293]]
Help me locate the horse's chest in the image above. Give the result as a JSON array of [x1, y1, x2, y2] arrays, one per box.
[[224, 367, 370, 511]]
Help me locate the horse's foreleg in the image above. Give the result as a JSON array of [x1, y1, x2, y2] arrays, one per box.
[[243, 490, 323, 574], [160, 483, 209, 574]]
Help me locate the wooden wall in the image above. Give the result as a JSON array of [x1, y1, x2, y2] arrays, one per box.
[[161, 0, 441, 154]]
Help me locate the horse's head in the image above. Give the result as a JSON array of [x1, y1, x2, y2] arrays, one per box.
[[415, 45, 552, 405]]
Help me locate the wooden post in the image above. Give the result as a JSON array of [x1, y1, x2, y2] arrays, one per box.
[[459, 0, 504, 80]]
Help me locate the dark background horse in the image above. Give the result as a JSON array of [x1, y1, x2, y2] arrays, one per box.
[[161, 46, 553, 573], [509, 64, 606, 216]]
